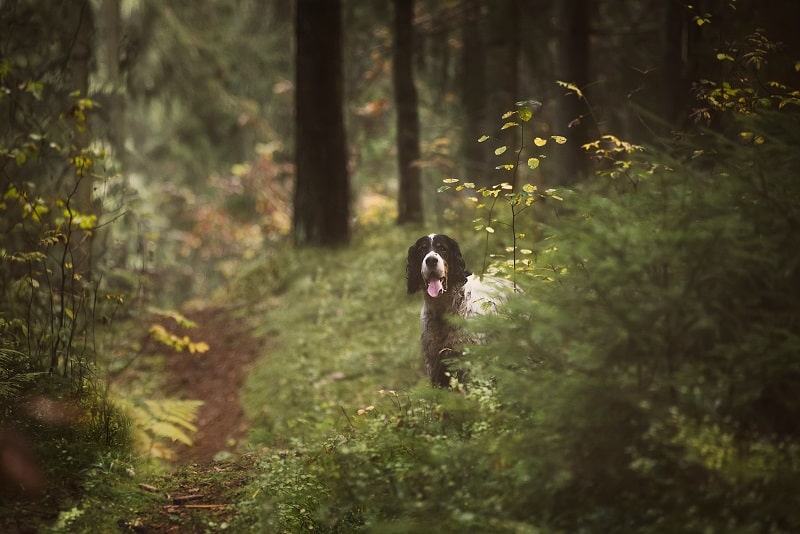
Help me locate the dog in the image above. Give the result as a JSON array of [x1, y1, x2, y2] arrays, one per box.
[[406, 234, 507, 387]]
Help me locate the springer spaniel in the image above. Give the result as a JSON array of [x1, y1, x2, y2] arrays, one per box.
[[407, 234, 507, 387]]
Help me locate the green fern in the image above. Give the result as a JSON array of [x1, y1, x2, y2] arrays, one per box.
[[0, 348, 43, 403], [115, 396, 203, 458]]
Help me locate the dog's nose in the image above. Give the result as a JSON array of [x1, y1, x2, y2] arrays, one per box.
[[425, 256, 439, 267]]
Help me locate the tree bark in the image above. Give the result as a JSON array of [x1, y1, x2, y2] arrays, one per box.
[[554, 0, 591, 186], [663, 0, 695, 130], [460, 0, 487, 180], [102, 0, 124, 160], [393, 0, 423, 225], [484, 0, 519, 185], [293, 0, 350, 246], [65, 0, 96, 279]]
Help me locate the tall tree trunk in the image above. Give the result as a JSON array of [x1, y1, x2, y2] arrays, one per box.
[[65, 0, 96, 279], [460, 0, 487, 180], [293, 0, 350, 246], [554, 0, 590, 186], [102, 0, 125, 164], [663, 0, 690, 129], [484, 0, 519, 186], [393, 0, 423, 225]]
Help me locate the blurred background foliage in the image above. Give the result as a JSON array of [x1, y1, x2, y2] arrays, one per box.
[[2, 0, 800, 531]]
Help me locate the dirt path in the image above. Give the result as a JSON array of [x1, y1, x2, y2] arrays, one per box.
[[157, 306, 264, 464]]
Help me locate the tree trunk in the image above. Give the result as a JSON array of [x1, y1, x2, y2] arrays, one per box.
[[484, 0, 519, 186], [554, 0, 591, 186], [65, 0, 96, 279], [460, 0, 487, 180], [663, 0, 690, 129], [393, 0, 423, 225], [102, 0, 125, 163], [293, 0, 350, 246]]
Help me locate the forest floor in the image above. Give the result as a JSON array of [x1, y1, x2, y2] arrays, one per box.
[[120, 305, 267, 531], [157, 305, 264, 465], [3, 225, 425, 532], [0, 306, 267, 533]]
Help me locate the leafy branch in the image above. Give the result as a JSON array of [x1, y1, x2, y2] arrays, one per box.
[[439, 101, 565, 280]]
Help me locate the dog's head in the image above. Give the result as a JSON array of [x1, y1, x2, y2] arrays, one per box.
[[406, 234, 470, 297]]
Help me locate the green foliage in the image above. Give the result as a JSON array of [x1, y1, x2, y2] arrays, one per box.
[[0, 6, 137, 528], [237, 227, 423, 447], [235, 29, 800, 533], [115, 396, 203, 458], [147, 309, 210, 354], [462, 114, 800, 532], [439, 102, 565, 278], [0, 346, 42, 405]]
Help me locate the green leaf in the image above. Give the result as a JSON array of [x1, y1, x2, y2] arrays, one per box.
[[26, 81, 44, 100], [495, 146, 508, 156], [518, 106, 532, 122], [527, 157, 540, 170]]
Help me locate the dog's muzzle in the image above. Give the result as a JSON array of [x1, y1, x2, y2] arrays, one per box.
[[422, 253, 447, 297]]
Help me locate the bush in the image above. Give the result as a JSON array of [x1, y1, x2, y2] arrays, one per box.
[[465, 107, 800, 531], [247, 98, 800, 534]]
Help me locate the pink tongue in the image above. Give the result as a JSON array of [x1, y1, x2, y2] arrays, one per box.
[[427, 279, 444, 298]]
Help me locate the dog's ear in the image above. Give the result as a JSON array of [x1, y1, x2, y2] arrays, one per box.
[[407, 244, 423, 294], [446, 237, 471, 287]]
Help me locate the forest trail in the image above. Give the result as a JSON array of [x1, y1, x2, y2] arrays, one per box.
[[154, 306, 265, 464]]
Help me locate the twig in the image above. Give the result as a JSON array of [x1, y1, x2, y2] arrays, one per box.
[[164, 504, 229, 511], [172, 494, 204, 504]]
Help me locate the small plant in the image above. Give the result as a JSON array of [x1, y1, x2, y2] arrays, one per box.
[[147, 309, 210, 354], [439, 101, 565, 279]]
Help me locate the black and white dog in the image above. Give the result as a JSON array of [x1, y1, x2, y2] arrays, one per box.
[[407, 234, 506, 387]]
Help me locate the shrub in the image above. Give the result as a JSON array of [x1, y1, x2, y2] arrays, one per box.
[[466, 106, 800, 531]]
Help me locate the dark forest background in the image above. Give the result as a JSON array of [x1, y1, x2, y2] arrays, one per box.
[[2, 0, 800, 531]]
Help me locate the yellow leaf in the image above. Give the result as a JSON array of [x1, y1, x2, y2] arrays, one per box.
[[189, 341, 210, 354], [501, 121, 519, 130], [551, 135, 567, 144], [533, 137, 547, 147], [495, 146, 508, 156], [556, 80, 583, 99], [527, 157, 540, 170], [477, 135, 490, 143]]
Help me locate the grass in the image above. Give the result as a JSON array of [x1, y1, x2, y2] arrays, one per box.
[[3, 219, 497, 532], [234, 223, 443, 447]]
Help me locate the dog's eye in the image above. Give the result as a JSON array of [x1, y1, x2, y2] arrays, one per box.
[[436, 243, 447, 253]]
